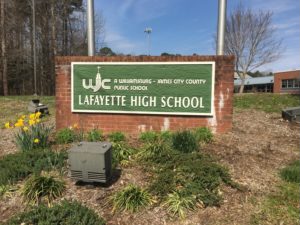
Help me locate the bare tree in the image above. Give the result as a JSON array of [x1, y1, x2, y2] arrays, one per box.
[[225, 4, 282, 93], [0, 0, 105, 95], [0, 0, 8, 95]]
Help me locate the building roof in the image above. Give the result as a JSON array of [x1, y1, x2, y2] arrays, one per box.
[[234, 76, 274, 86], [274, 69, 300, 74], [234, 72, 252, 79]]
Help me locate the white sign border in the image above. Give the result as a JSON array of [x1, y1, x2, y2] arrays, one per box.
[[71, 61, 215, 116]]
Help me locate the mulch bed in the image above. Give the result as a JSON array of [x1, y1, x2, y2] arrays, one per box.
[[0, 109, 299, 224]]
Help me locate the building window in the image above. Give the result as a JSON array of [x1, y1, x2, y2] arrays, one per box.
[[281, 79, 300, 89], [281, 80, 287, 88]]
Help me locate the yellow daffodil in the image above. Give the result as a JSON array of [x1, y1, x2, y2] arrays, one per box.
[[33, 138, 40, 144], [17, 118, 24, 124], [4, 122, 11, 129], [29, 120, 36, 126], [21, 115, 26, 119], [14, 121, 24, 127], [19, 121, 24, 127], [35, 112, 41, 119], [29, 113, 36, 120], [23, 126, 29, 131], [36, 119, 41, 123]]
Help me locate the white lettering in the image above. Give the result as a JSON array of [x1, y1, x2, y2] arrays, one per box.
[[130, 96, 156, 107], [79, 95, 83, 105], [159, 96, 205, 109]]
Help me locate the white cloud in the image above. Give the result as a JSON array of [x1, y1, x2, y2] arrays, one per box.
[[132, 0, 169, 22], [251, 0, 297, 14], [118, 0, 135, 17], [104, 30, 143, 54], [258, 49, 300, 72]]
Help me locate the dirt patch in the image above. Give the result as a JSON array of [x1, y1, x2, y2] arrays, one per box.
[[0, 128, 17, 157], [0, 109, 299, 224]]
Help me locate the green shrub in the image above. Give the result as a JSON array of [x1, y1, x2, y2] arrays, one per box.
[[139, 141, 169, 161], [160, 131, 172, 142], [164, 191, 196, 219], [172, 130, 198, 153], [139, 131, 159, 143], [0, 149, 67, 186], [86, 129, 103, 142], [143, 149, 239, 212], [6, 200, 106, 225], [0, 184, 9, 197], [111, 184, 153, 212], [22, 172, 65, 206], [15, 123, 53, 151], [112, 142, 135, 167], [108, 131, 126, 142], [55, 128, 76, 144], [0, 184, 17, 199], [194, 127, 213, 143], [149, 170, 176, 197], [280, 160, 300, 183], [139, 131, 173, 144]]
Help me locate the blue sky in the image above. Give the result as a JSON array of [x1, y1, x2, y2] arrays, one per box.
[[94, 0, 299, 72]]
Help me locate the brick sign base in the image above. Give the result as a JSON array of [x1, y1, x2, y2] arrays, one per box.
[[55, 56, 234, 136]]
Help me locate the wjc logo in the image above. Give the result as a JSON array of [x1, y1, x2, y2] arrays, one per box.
[[82, 66, 111, 92]]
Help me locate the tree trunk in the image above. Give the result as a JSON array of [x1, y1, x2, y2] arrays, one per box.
[[50, 1, 57, 56], [0, 0, 8, 95], [50, 1, 56, 95], [239, 79, 245, 93], [238, 72, 246, 93], [62, 2, 68, 55]]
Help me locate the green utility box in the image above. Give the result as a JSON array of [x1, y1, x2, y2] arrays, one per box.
[[68, 142, 112, 183]]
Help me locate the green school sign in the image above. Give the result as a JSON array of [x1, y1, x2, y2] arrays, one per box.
[[71, 62, 215, 116]]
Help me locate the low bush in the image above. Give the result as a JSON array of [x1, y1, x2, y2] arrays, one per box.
[[55, 128, 76, 144], [172, 130, 198, 153], [108, 131, 126, 142], [160, 131, 172, 142], [0, 149, 67, 186], [0, 184, 17, 199], [148, 170, 176, 198], [139, 131, 173, 144], [194, 127, 213, 143], [111, 184, 153, 212], [280, 160, 300, 183], [139, 141, 170, 162], [6, 200, 106, 225], [144, 149, 239, 216], [112, 142, 135, 167], [86, 129, 103, 142], [164, 191, 196, 219], [139, 131, 159, 143], [22, 172, 65, 206]]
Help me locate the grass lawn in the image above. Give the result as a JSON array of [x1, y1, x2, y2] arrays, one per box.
[[251, 164, 300, 225], [0, 96, 55, 125], [234, 93, 300, 113]]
